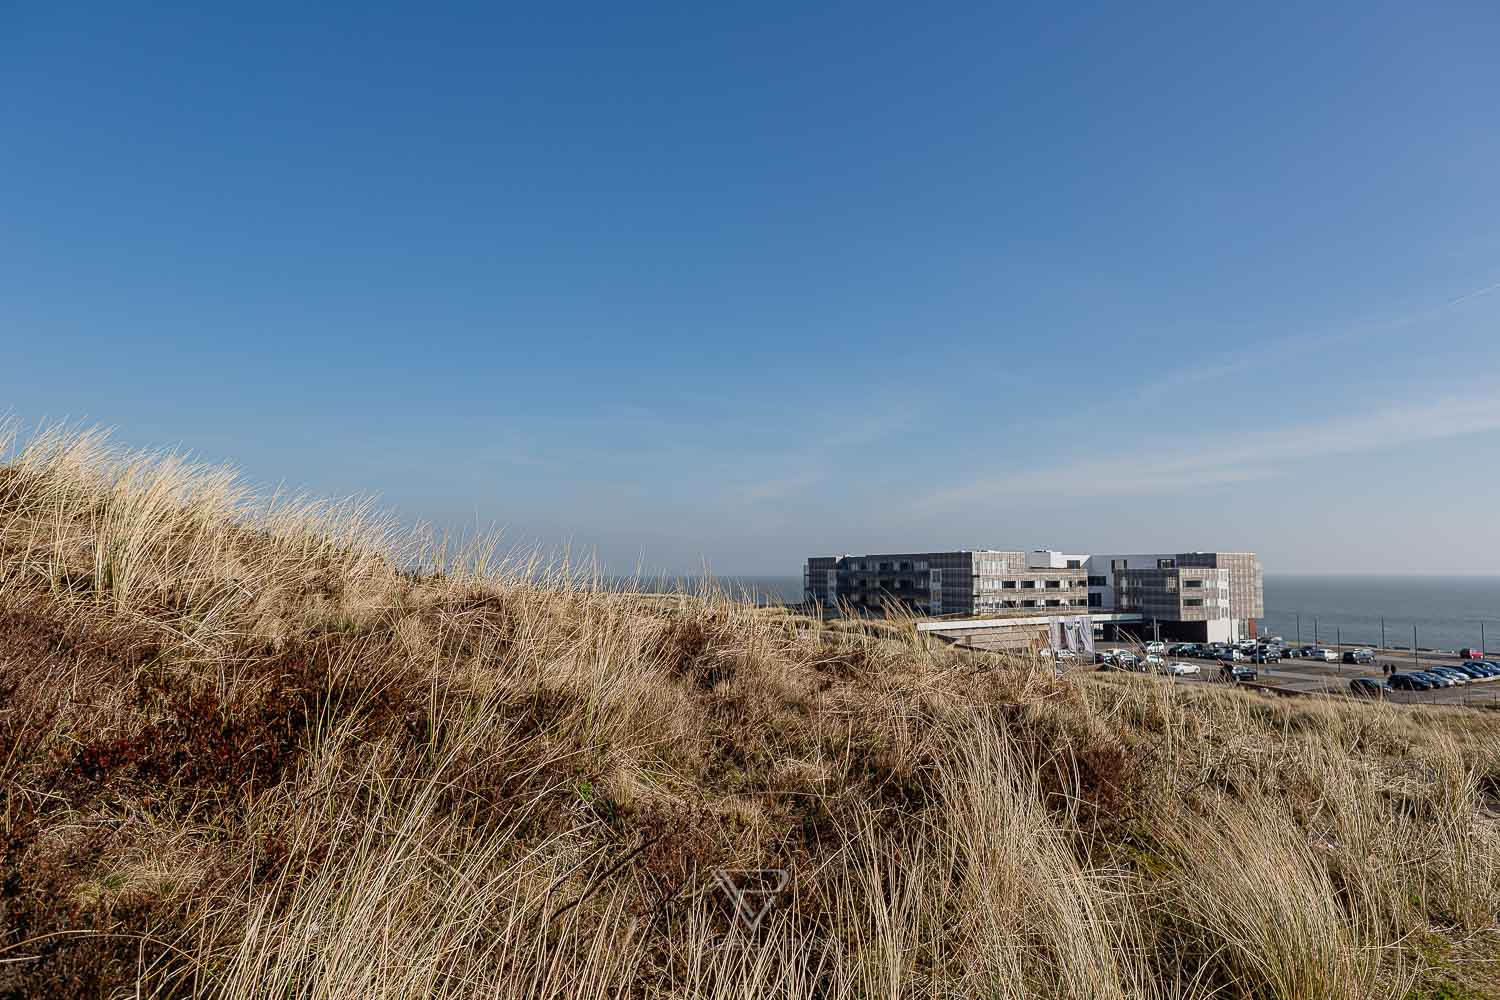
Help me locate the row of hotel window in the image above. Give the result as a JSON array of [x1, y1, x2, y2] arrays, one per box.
[[975, 598, 1089, 610], [978, 578, 1082, 590]]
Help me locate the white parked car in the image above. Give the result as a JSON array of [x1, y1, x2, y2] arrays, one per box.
[[1318, 649, 1339, 662], [1145, 653, 1165, 666], [1145, 641, 1166, 654], [1166, 661, 1200, 676]]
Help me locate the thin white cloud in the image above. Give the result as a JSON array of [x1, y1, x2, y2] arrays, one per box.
[[923, 390, 1500, 505], [1126, 271, 1500, 402], [1447, 278, 1500, 308]]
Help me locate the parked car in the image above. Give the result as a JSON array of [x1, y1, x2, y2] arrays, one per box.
[[1348, 678, 1390, 698], [1145, 653, 1165, 667], [1414, 671, 1454, 688], [1458, 648, 1486, 660], [1449, 663, 1486, 679], [1340, 649, 1375, 664], [1292, 646, 1317, 659], [1429, 667, 1470, 685], [1220, 664, 1257, 683], [1388, 673, 1432, 691], [1145, 641, 1166, 654], [1252, 648, 1281, 663], [1472, 661, 1500, 676], [1165, 661, 1200, 676]]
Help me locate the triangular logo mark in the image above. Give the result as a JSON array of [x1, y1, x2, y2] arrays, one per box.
[[713, 868, 789, 931]]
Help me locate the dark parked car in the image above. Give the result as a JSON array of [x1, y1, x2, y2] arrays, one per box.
[[1220, 664, 1257, 683], [1414, 671, 1454, 688], [1449, 663, 1486, 679], [1349, 678, 1390, 698], [1389, 673, 1432, 691], [1341, 649, 1375, 665]]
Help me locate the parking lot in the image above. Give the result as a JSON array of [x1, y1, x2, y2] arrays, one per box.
[[1077, 644, 1500, 708]]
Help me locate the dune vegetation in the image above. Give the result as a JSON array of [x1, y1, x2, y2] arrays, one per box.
[[1, 426, 1498, 999]]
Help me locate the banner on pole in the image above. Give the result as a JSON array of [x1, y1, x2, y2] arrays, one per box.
[[1059, 616, 1094, 656]]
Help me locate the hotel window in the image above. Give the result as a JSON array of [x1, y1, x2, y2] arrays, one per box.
[[1184, 598, 1204, 608]]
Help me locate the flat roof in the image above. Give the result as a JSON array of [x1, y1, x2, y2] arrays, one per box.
[[916, 612, 1144, 633]]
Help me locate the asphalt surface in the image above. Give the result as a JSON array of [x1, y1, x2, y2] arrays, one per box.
[[1080, 648, 1500, 708]]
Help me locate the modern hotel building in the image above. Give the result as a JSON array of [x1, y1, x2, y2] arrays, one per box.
[[805, 548, 1264, 643]]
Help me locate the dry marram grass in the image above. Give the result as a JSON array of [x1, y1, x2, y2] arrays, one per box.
[[0, 426, 1498, 999]]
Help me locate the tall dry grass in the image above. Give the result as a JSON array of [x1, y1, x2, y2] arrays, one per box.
[[0, 426, 1498, 999]]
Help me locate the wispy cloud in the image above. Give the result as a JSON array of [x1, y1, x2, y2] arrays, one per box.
[[1447, 278, 1500, 308], [1126, 272, 1500, 401], [923, 390, 1500, 505]]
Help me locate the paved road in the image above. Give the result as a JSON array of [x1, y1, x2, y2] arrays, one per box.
[[1080, 649, 1500, 709]]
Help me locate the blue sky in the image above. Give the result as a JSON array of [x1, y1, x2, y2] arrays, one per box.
[[3, 1, 1499, 575]]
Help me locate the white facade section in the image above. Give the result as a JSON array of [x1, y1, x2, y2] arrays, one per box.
[[1026, 549, 1087, 569]]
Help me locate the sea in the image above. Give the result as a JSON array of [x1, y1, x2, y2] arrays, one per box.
[[632, 574, 1500, 654]]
